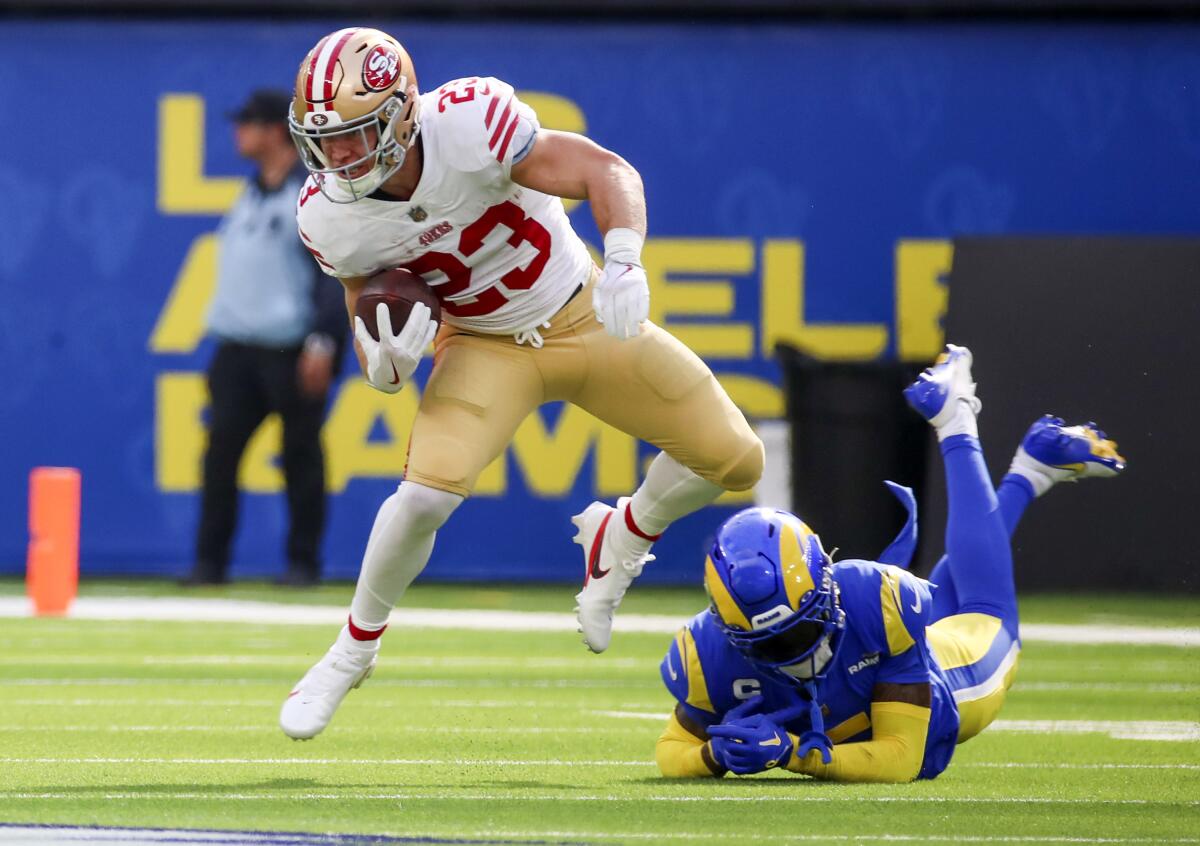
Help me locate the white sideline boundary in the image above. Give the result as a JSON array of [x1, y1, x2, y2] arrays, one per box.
[[0, 596, 1197, 647]]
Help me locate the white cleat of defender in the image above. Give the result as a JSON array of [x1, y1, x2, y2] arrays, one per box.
[[279, 625, 378, 740], [572, 497, 652, 654]]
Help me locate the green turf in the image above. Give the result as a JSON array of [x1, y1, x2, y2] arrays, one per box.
[[3, 576, 1198, 625], [0, 587, 1198, 844]]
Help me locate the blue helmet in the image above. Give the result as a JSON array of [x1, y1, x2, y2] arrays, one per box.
[[704, 507, 845, 682]]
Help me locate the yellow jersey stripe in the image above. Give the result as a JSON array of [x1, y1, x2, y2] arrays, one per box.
[[827, 711, 871, 743], [679, 627, 714, 713], [879, 566, 915, 656]]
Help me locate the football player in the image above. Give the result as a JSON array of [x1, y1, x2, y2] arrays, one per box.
[[279, 28, 764, 740], [656, 345, 1126, 781]]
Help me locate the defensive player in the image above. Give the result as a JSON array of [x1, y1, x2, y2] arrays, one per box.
[[279, 28, 763, 740], [656, 345, 1125, 781]]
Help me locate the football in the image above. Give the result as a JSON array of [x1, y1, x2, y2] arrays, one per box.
[[355, 268, 442, 342]]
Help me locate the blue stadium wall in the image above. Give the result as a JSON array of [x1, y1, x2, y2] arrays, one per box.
[[1, 19, 1197, 583]]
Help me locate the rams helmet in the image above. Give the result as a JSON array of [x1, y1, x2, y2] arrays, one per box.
[[704, 508, 845, 683], [290, 27, 421, 202]]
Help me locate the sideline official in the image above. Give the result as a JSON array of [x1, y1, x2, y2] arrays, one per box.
[[186, 89, 346, 587]]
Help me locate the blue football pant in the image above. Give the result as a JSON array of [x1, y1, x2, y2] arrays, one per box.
[[924, 434, 1032, 742]]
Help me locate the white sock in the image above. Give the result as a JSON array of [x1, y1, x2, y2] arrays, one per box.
[[611, 453, 724, 561], [348, 482, 463, 634], [935, 398, 980, 442], [1008, 448, 1061, 497]]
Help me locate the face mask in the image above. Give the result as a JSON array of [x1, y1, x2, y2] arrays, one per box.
[[779, 634, 834, 681]]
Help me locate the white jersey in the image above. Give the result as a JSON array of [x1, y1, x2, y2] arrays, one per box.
[[296, 76, 593, 336]]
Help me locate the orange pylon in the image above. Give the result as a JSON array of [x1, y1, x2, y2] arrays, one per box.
[[27, 467, 81, 616]]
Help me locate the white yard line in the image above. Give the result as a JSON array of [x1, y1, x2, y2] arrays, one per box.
[[1, 830, 1195, 845], [1, 597, 1196, 647], [0, 757, 1194, 770], [989, 720, 1200, 741], [593, 711, 1200, 742], [0, 791, 1190, 804]]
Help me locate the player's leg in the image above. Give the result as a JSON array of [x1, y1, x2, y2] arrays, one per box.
[[927, 416, 1125, 620], [271, 347, 328, 585], [191, 342, 269, 584], [908, 347, 1126, 742], [904, 345, 1021, 741], [280, 330, 544, 739], [568, 318, 763, 651]]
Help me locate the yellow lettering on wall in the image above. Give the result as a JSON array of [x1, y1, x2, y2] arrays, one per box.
[[761, 240, 887, 361], [521, 91, 587, 215], [158, 94, 244, 215], [149, 233, 219, 354], [715, 373, 784, 419], [323, 381, 420, 493], [642, 239, 755, 359], [895, 239, 953, 362], [155, 372, 207, 492], [511, 405, 637, 497]]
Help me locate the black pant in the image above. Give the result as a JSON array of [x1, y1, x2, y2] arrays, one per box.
[[194, 340, 328, 580]]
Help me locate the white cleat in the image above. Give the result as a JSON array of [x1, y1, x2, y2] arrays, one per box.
[[279, 625, 378, 740], [572, 497, 652, 654]]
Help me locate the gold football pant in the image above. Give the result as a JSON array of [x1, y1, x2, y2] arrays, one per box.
[[404, 280, 763, 498]]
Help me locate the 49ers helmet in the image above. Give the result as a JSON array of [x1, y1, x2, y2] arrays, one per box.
[[290, 27, 421, 203]]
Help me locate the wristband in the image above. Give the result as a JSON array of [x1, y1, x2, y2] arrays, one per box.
[[603, 227, 644, 267]]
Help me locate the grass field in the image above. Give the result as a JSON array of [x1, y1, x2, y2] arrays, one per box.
[[0, 578, 1197, 844]]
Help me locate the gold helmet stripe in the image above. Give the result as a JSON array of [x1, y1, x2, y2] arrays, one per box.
[[781, 521, 817, 611], [704, 555, 752, 631]]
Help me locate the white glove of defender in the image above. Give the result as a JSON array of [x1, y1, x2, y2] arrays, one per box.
[[353, 301, 437, 394], [594, 227, 649, 341]]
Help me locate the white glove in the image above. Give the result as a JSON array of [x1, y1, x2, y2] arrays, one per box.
[[594, 228, 649, 340], [353, 301, 437, 394]]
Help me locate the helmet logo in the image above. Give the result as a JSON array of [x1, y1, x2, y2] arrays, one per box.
[[362, 44, 401, 92], [311, 113, 329, 126]]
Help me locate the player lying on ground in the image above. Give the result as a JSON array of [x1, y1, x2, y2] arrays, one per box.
[[279, 28, 763, 740], [656, 344, 1126, 781]]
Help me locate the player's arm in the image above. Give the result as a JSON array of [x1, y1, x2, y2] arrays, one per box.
[[656, 704, 725, 778], [785, 682, 931, 783], [340, 276, 370, 376], [510, 129, 645, 236], [511, 130, 649, 340]]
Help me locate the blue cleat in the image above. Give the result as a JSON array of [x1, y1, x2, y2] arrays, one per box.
[[1012, 415, 1126, 486], [904, 344, 982, 428]]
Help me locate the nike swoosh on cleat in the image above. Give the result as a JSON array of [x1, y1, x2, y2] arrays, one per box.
[[588, 513, 614, 580], [388, 362, 401, 385]]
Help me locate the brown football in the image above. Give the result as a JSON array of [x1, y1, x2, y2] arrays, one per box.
[[355, 268, 442, 342]]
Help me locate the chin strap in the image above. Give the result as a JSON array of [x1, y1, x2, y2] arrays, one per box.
[[797, 681, 834, 764]]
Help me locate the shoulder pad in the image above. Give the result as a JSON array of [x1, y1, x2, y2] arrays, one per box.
[[835, 561, 933, 658], [876, 564, 935, 657], [660, 622, 715, 715], [295, 180, 363, 279], [426, 76, 539, 174]]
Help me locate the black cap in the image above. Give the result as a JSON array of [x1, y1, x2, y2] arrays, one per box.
[[228, 89, 293, 125]]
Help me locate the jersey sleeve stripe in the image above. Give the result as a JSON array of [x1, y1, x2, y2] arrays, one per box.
[[488, 96, 515, 149], [484, 94, 500, 128], [495, 114, 521, 162]]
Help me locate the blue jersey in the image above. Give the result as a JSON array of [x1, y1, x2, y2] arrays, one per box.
[[661, 560, 960, 780]]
